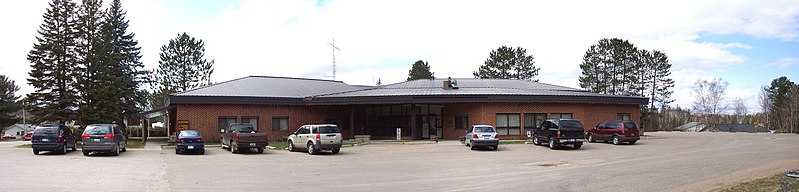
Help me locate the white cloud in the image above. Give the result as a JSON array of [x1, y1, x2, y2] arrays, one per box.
[[770, 57, 799, 68], [2, 0, 799, 110]]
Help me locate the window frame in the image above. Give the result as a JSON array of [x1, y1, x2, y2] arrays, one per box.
[[455, 115, 469, 130], [550, 113, 573, 119], [272, 116, 289, 131], [241, 116, 260, 131], [495, 113, 521, 136], [617, 113, 631, 121]]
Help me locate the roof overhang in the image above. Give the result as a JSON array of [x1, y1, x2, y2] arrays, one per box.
[[167, 94, 647, 106]]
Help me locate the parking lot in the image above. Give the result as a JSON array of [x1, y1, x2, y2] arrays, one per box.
[[1, 132, 798, 192]]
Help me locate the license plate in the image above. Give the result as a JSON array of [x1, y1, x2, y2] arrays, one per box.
[[188, 146, 194, 149], [93, 139, 100, 142], [249, 143, 256, 146], [42, 138, 49, 142]]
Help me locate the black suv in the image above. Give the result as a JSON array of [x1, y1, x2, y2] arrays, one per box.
[[31, 124, 77, 155], [532, 119, 585, 149]]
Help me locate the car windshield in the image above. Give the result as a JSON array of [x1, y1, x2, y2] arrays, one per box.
[[33, 127, 57, 134], [559, 120, 584, 130], [230, 124, 255, 133], [318, 126, 340, 134], [84, 125, 111, 135], [624, 122, 638, 129], [179, 130, 201, 138], [473, 127, 495, 133]]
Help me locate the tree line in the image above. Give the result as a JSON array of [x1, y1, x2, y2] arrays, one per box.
[[3, 0, 214, 127]]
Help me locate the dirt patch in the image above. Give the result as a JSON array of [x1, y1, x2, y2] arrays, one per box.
[[676, 159, 799, 192], [522, 161, 569, 168]]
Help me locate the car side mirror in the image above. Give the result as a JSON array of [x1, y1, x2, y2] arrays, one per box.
[[292, 132, 298, 135]]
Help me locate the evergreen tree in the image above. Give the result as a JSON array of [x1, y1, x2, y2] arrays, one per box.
[[376, 78, 382, 86], [104, 0, 147, 117], [473, 46, 539, 81], [649, 50, 675, 109], [150, 33, 215, 109], [27, 0, 80, 123], [75, 0, 116, 124], [0, 75, 21, 128], [407, 60, 434, 81]]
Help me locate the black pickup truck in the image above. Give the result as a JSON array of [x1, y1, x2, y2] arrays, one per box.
[[220, 123, 268, 153]]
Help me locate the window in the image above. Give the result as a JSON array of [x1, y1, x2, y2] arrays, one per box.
[[550, 113, 573, 119], [524, 113, 546, 135], [272, 117, 289, 131], [496, 113, 521, 136], [455, 115, 469, 130], [218, 116, 237, 131], [241, 116, 259, 130], [297, 126, 309, 134], [617, 113, 631, 121]]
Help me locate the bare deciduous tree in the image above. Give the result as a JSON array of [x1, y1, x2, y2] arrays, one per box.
[[691, 78, 728, 124], [732, 97, 748, 124]]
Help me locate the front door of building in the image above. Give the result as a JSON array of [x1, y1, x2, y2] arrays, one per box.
[[420, 115, 442, 139]]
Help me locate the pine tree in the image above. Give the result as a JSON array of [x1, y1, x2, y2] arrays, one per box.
[[27, 0, 80, 123], [104, 0, 147, 117], [150, 33, 215, 109], [407, 60, 434, 81], [0, 75, 21, 128], [473, 46, 539, 81], [76, 0, 115, 124], [650, 50, 674, 109]]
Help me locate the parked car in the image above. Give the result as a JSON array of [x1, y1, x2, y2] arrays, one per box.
[[532, 119, 585, 149], [221, 123, 268, 153], [23, 132, 33, 141], [287, 124, 342, 155], [586, 120, 640, 145], [463, 125, 499, 150], [31, 124, 77, 155], [1, 134, 15, 139], [176, 130, 205, 154], [81, 124, 127, 156]]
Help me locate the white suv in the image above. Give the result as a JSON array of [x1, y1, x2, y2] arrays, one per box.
[[287, 124, 343, 155]]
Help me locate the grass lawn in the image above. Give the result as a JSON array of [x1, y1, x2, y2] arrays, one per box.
[[722, 171, 799, 192], [126, 140, 145, 148], [499, 140, 528, 145], [269, 142, 288, 150], [17, 144, 31, 148]]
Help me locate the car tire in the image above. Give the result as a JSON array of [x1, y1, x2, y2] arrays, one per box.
[[612, 136, 620, 145], [121, 142, 127, 152], [33, 150, 39, 155], [549, 137, 558, 150], [574, 143, 582, 149], [533, 135, 541, 145], [492, 145, 498, 150], [465, 140, 470, 147], [307, 142, 317, 155], [199, 149, 205, 155], [257, 148, 264, 153], [221, 141, 228, 149], [332, 148, 340, 154], [231, 142, 238, 153], [588, 134, 595, 143], [82, 150, 90, 156], [469, 140, 476, 150], [629, 140, 637, 145], [287, 141, 295, 152], [175, 149, 180, 154], [71, 144, 77, 151], [113, 143, 120, 156]]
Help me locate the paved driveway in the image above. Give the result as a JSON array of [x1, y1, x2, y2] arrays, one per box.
[[0, 132, 797, 192]]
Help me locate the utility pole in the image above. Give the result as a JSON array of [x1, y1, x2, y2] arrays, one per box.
[[327, 37, 341, 80]]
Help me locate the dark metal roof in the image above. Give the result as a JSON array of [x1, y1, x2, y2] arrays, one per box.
[[168, 76, 648, 105]]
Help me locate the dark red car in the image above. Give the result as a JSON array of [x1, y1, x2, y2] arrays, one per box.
[[585, 120, 640, 145]]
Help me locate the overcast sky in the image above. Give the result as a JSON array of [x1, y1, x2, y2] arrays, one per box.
[[1, 0, 798, 113]]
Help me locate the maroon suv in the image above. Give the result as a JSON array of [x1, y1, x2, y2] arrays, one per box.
[[585, 120, 639, 145]]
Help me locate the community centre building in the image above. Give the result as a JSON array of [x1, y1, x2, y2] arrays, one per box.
[[151, 76, 647, 142]]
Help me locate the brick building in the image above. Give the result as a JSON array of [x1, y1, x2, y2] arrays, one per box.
[[160, 76, 647, 142]]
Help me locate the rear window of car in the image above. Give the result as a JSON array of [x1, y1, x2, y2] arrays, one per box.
[[623, 122, 638, 129], [318, 126, 340, 134], [473, 126, 495, 133], [84, 125, 111, 135], [34, 127, 58, 134], [559, 120, 584, 130], [605, 122, 622, 129], [230, 124, 255, 133], [179, 130, 201, 137]]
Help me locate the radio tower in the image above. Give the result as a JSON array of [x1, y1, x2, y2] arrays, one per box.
[[328, 37, 341, 80]]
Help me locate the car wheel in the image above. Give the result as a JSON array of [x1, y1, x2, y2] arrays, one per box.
[[257, 148, 264, 153], [33, 150, 39, 155], [82, 150, 90, 156], [533, 135, 541, 145], [199, 149, 205, 155], [549, 137, 558, 150], [574, 143, 582, 149], [121, 142, 127, 152], [61, 143, 67, 154], [113, 143, 120, 156], [469, 140, 476, 150], [175, 149, 180, 154], [221, 141, 228, 149], [307, 142, 317, 155], [464, 140, 470, 146], [492, 145, 498, 150], [71, 144, 77, 151], [588, 134, 595, 143], [629, 140, 637, 145], [612, 136, 620, 145], [287, 141, 295, 152], [332, 148, 340, 154]]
